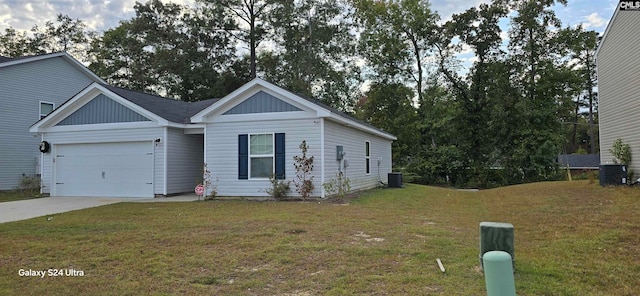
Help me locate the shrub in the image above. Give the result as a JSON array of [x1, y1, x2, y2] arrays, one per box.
[[323, 172, 351, 200], [266, 175, 291, 200], [293, 140, 314, 200], [15, 174, 41, 197]]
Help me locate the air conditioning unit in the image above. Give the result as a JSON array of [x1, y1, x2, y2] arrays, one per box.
[[388, 172, 402, 188], [599, 164, 627, 186]]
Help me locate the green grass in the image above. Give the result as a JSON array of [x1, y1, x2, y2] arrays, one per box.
[[0, 190, 41, 202], [1, 181, 639, 295]]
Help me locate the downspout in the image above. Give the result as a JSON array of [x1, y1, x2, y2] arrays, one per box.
[[163, 127, 168, 196], [40, 134, 44, 195], [320, 118, 325, 198]]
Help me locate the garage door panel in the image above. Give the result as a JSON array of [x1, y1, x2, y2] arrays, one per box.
[[54, 142, 154, 198]]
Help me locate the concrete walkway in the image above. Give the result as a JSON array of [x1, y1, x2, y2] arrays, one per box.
[[0, 194, 200, 223]]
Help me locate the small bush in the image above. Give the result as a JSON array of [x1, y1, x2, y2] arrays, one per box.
[[266, 175, 291, 200], [323, 172, 351, 200], [15, 174, 41, 197]]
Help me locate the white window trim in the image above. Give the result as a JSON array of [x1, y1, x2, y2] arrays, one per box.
[[39, 101, 55, 120], [365, 141, 371, 175], [248, 133, 275, 180]]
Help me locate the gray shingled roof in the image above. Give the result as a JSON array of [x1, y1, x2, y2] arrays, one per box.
[[0, 56, 12, 63], [103, 85, 219, 124], [557, 154, 600, 169]]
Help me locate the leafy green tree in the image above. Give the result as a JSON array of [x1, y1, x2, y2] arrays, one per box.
[[0, 14, 93, 60], [0, 28, 31, 57], [354, 0, 439, 104], [263, 0, 360, 110], [433, 1, 508, 187], [558, 25, 599, 153], [355, 82, 418, 167], [90, 0, 238, 101], [198, 0, 273, 79]]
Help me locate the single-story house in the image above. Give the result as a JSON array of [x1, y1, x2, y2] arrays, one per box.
[[597, 2, 640, 173], [30, 79, 396, 198]]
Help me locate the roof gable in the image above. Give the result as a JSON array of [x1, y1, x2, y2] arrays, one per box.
[[31, 83, 218, 132], [223, 91, 302, 115], [56, 94, 151, 126], [0, 52, 105, 83], [191, 78, 396, 140]]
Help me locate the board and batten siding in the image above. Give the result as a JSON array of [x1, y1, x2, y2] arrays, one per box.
[[40, 127, 165, 195], [323, 120, 392, 191], [166, 128, 204, 194], [205, 118, 321, 197], [0, 56, 97, 189], [597, 9, 640, 173]]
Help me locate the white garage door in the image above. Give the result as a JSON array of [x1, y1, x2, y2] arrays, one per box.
[[54, 141, 154, 197]]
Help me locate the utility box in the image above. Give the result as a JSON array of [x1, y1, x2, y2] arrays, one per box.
[[388, 172, 402, 188], [479, 222, 514, 271], [336, 146, 344, 160], [599, 164, 627, 186]]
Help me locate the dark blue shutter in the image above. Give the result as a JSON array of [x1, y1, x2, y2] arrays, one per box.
[[238, 134, 248, 179], [275, 133, 285, 179]]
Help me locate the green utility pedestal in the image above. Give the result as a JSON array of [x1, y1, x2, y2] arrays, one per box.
[[479, 222, 514, 270], [483, 251, 517, 296]]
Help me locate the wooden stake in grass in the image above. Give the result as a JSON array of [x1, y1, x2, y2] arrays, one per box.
[[436, 258, 445, 273]]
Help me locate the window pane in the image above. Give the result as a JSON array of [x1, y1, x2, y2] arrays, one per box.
[[40, 102, 54, 115], [251, 157, 273, 178], [250, 134, 273, 154], [365, 141, 370, 157], [366, 159, 370, 174]]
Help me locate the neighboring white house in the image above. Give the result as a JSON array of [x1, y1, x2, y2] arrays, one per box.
[[31, 79, 396, 198], [597, 3, 640, 173], [0, 52, 105, 190]]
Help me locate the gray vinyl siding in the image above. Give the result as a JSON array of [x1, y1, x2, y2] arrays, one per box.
[[57, 94, 151, 125], [166, 127, 204, 194], [40, 127, 165, 195], [205, 118, 321, 197], [597, 10, 640, 173], [324, 120, 393, 191], [223, 91, 302, 115], [0, 56, 97, 190]]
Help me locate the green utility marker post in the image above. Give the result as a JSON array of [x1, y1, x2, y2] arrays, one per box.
[[479, 222, 515, 270], [483, 251, 516, 296]]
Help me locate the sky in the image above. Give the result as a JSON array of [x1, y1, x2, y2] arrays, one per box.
[[0, 0, 617, 36]]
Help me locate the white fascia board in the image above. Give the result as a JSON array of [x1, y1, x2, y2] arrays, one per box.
[[1, 52, 106, 83], [30, 83, 168, 132], [596, 6, 619, 58], [191, 78, 331, 122], [326, 114, 397, 141], [190, 80, 261, 122], [30, 83, 100, 132], [36, 121, 160, 133], [207, 111, 312, 123]]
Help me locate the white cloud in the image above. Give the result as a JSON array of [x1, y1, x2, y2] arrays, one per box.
[[583, 12, 606, 29]]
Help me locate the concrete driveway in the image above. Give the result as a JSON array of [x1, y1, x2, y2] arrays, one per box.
[[0, 195, 200, 223]]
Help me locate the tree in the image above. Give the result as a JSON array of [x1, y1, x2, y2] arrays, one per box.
[[0, 14, 93, 60], [263, 0, 360, 110], [0, 28, 31, 57], [490, 0, 568, 182], [198, 0, 272, 79], [559, 25, 599, 153], [355, 82, 417, 167], [435, 1, 508, 186], [90, 0, 238, 101], [355, 0, 439, 104]]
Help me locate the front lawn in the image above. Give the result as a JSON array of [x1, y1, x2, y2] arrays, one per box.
[[0, 181, 638, 295], [0, 190, 41, 203]]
